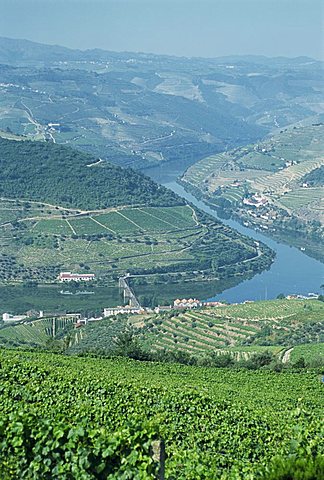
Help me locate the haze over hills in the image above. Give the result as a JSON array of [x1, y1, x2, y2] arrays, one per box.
[[0, 36, 320, 65], [0, 37, 323, 170]]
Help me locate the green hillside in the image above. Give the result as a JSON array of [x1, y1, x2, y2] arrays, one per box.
[[63, 298, 323, 365], [0, 316, 75, 348], [0, 138, 274, 307], [136, 299, 324, 363], [182, 124, 324, 262], [302, 165, 324, 187], [134, 299, 324, 355], [0, 137, 181, 209], [0, 349, 323, 479], [290, 343, 324, 364], [5, 298, 321, 368]]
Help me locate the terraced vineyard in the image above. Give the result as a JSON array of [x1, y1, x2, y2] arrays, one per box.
[[128, 299, 324, 361], [278, 187, 324, 211], [0, 201, 202, 281], [0, 194, 273, 302], [183, 125, 324, 199], [197, 298, 324, 321], [0, 349, 323, 479], [2, 299, 323, 364], [251, 157, 324, 194], [140, 310, 262, 357], [183, 152, 230, 186], [182, 124, 324, 261], [0, 317, 75, 347], [0, 137, 274, 302], [154, 72, 204, 102]]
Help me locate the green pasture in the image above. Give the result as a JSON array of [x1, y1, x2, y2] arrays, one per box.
[[2, 205, 197, 238], [124, 208, 176, 231], [118, 208, 162, 231], [68, 217, 108, 235], [141, 206, 195, 228], [239, 151, 285, 171]]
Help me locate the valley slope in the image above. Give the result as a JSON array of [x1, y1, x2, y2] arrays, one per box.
[[3, 298, 323, 368], [182, 124, 324, 261], [0, 37, 323, 170], [0, 138, 273, 313]]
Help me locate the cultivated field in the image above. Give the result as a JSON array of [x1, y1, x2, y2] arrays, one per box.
[[278, 186, 324, 212], [132, 299, 324, 358], [154, 72, 204, 102], [184, 125, 324, 198], [1, 195, 267, 292], [3, 298, 323, 360], [0, 349, 323, 478], [182, 125, 324, 259], [251, 157, 324, 194], [0, 316, 74, 347], [0, 201, 203, 283], [183, 152, 230, 186]]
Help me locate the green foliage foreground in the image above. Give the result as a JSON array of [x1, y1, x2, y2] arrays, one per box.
[[0, 349, 323, 479]]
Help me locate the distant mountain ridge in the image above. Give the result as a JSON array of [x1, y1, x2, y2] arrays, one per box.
[[0, 36, 323, 170], [0, 36, 320, 65]]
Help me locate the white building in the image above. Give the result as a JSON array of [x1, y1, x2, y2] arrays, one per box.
[[2, 313, 27, 323], [103, 306, 143, 317], [59, 272, 95, 282], [173, 298, 202, 309], [243, 194, 268, 208]]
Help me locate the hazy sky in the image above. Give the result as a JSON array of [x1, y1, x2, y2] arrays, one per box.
[[0, 0, 323, 59]]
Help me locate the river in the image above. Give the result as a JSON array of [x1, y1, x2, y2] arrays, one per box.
[[142, 164, 324, 303]]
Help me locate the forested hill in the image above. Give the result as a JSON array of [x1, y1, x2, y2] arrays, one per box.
[[0, 138, 183, 209]]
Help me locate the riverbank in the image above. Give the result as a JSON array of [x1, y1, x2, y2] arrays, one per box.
[[179, 178, 324, 263], [141, 164, 323, 303]]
